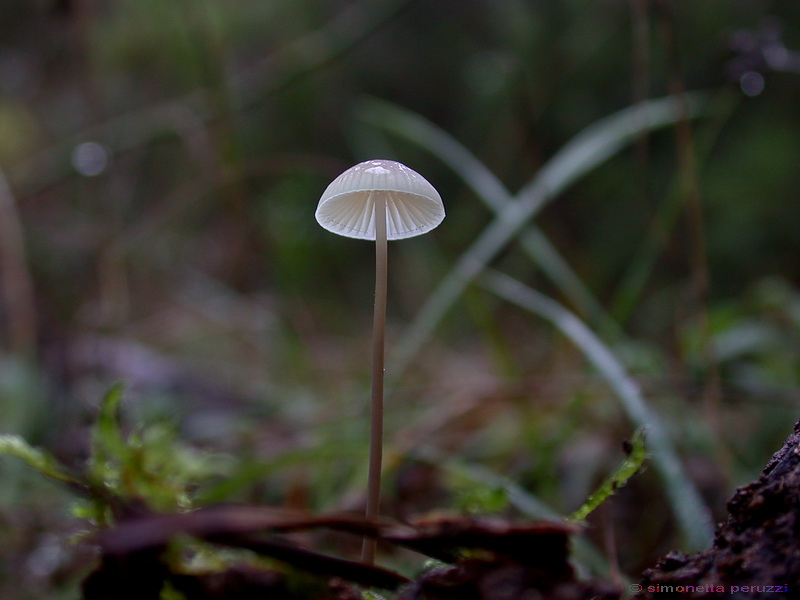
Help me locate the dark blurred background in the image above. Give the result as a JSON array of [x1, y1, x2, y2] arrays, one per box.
[[1, 0, 800, 597]]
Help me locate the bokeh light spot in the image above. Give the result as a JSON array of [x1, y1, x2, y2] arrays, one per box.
[[71, 142, 110, 176]]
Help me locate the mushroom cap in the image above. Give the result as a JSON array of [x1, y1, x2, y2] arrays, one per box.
[[315, 159, 445, 240]]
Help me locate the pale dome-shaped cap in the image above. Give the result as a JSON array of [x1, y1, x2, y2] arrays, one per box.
[[315, 159, 445, 241]]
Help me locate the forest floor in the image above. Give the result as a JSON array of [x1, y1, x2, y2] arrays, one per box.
[[76, 420, 800, 600]]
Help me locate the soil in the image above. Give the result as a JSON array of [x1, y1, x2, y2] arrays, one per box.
[[634, 419, 800, 599]]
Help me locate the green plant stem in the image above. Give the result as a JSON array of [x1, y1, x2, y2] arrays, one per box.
[[362, 192, 387, 565], [567, 427, 648, 522]]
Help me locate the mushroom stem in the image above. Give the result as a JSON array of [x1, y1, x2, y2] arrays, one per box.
[[362, 192, 387, 565]]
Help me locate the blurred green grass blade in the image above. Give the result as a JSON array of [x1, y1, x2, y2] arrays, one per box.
[[89, 382, 129, 480], [517, 227, 617, 336], [357, 98, 613, 333], [568, 428, 648, 523], [384, 93, 709, 377], [478, 269, 713, 550], [519, 93, 704, 209], [0, 434, 79, 486]]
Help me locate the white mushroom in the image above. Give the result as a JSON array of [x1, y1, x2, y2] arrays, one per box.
[[315, 159, 444, 564]]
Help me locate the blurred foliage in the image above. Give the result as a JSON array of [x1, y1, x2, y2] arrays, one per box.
[[1, 0, 800, 597], [0, 382, 231, 522]]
